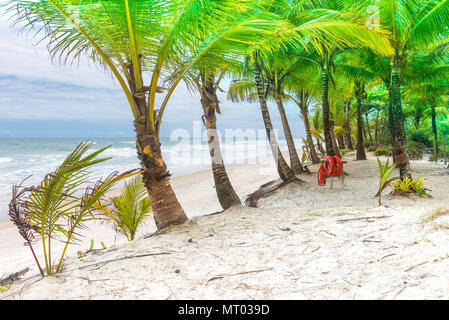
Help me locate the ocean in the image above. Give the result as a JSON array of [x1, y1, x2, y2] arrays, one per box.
[[0, 136, 300, 220]]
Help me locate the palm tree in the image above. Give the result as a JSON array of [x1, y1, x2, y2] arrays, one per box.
[[95, 177, 151, 241], [354, 80, 368, 160], [404, 49, 449, 162], [291, 89, 321, 163], [282, 0, 394, 157], [230, 56, 296, 182], [6, 0, 304, 229], [371, 0, 449, 178], [188, 69, 242, 209]]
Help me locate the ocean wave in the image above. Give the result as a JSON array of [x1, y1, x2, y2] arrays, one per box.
[[0, 157, 13, 164], [103, 147, 136, 157]]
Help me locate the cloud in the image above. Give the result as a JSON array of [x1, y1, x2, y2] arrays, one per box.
[[0, 6, 305, 138]]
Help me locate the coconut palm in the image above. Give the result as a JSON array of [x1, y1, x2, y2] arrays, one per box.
[[182, 68, 242, 209], [95, 176, 151, 241], [6, 0, 311, 229], [228, 60, 296, 182], [368, 0, 449, 178], [282, 0, 394, 157], [404, 49, 449, 161]]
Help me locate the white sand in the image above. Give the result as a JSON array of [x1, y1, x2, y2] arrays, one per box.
[[2, 152, 449, 299]]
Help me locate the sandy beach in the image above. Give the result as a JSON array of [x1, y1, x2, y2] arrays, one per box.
[[2, 152, 449, 299]]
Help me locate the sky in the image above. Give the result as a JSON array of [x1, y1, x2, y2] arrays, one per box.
[[0, 5, 305, 139]]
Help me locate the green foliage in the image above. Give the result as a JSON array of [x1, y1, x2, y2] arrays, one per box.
[[392, 176, 431, 197], [8, 142, 138, 275], [407, 145, 423, 160], [407, 129, 433, 148], [377, 158, 397, 206], [340, 148, 353, 155], [95, 177, 151, 241], [374, 145, 392, 157], [367, 145, 378, 152]]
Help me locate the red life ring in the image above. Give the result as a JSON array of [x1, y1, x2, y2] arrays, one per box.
[[317, 165, 326, 186], [333, 156, 342, 176], [323, 156, 335, 177]]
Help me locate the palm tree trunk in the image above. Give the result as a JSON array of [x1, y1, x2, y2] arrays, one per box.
[[253, 62, 295, 182], [431, 103, 438, 163], [299, 92, 320, 163], [330, 120, 342, 158], [337, 135, 346, 150], [375, 110, 380, 145], [201, 82, 241, 209], [316, 139, 326, 156], [134, 116, 188, 230], [365, 113, 373, 144], [355, 81, 367, 160], [384, 78, 396, 162], [345, 99, 354, 150], [322, 69, 335, 156], [273, 89, 303, 175], [443, 134, 446, 164], [391, 51, 411, 178]]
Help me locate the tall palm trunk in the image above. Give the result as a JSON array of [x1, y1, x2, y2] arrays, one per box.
[[443, 134, 447, 164], [375, 110, 380, 145], [299, 92, 320, 163], [330, 119, 342, 158], [355, 81, 367, 160], [384, 78, 396, 162], [391, 51, 411, 178], [134, 116, 188, 230], [344, 99, 354, 150], [337, 135, 346, 150], [200, 79, 241, 209], [322, 69, 335, 156], [316, 139, 326, 156], [431, 102, 438, 162], [273, 88, 303, 175], [365, 113, 373, 144], [253, 63, 295, 182]]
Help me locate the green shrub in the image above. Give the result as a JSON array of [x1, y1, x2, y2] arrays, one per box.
[[392, 175, 430, 197], [8, 142, 137, 276], [408, 129, 432, 148], [95, 176, 152, 241], [374, 145, 392, 156], [367, 145, 378, 152]]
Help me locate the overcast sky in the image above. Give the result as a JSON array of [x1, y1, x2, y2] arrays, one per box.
[[0, 6, 305, 139]]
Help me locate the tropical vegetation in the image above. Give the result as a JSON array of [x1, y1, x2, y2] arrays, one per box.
[[4, 0, 449, 235]]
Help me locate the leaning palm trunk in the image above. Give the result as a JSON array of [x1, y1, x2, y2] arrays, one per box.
[[431, 103, 438, 163], [299, 94, 320, 164], [134, 116, 188, 229], [391, 52, 411, 178], [355, 81, 367, 160], [274, 90, 303, 175], [201, 83, 241, 209], [316, 139, 326, 156], [322, 70, 335, 156], [253, 63, 295, 182], [344, 99, 354, 150]]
